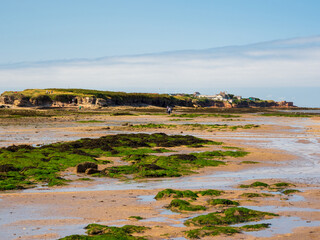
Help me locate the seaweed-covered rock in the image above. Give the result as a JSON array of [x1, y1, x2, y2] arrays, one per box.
[[76, 162, 98, 173]]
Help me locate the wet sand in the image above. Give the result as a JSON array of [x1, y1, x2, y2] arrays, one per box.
[[0, 110, 320, 239]]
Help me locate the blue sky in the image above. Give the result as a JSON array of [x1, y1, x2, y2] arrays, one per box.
[[1, 0, 320, 63], [1, 0, 320, 107]]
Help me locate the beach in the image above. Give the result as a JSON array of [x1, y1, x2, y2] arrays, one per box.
[[0, 107, 319, 239]]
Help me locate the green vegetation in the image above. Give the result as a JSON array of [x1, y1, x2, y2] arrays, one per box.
[[240, 193, 274, 198], [241, 161, 259, 164], [198, 189, 224, 196], [77, 120, 105, 123], [129, 123, 259, 131], [272, 182, 294, 188], [78, 178, 93, 181], [184, 223, 271, 238], [0, 133, 223, 190], [170, 113, 241, 118], [208, 198, 240, 206], [239, 181, 269, 188], [185, 226, 240, 238], [155, 189, 199, 200], [59, 224, 149, 240], [183, 123, 259, 131], [282, 189, 301, 195], [111, 112, 136, 116], [241, 223, 271, 231], [169, 118, 193, 121], [185, 207, 278, 227], [131, 123, 177, 129], [128, 216, 144, 220], [166, 199, 206, 212], [261, 113, 311, 118], [155, 188, 224, 200]]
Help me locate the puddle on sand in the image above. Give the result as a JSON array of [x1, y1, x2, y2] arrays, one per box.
[[243, 205, 320, 213], [231, 216, 320, 238], [137, 195, 156, 202], [3, 223, 87, 240]]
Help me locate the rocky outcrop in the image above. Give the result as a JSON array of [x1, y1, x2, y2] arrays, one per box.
[[76, 162, 98, 173], [30, 95, 53, 107], [0, 90, 295, 108]]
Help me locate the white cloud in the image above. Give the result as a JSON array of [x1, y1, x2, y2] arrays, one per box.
[[1, 36, 320, 91]]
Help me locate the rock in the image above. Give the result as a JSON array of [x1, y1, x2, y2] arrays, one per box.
[[30, 95, 53, 106], [95, 98, 108, 107], [76, 162, 98, 173], [85, 168, 100, 175]]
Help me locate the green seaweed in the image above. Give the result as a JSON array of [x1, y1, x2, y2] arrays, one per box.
[[282, 189, 301, 195], [241, 223, 271, 231], [197, 189, 224, 196], [60, 224, 149, 240], [155, 189, 199, 200], [185, 207, 278, 227], [185, 226, 240, 238], [239, 181, 269, 188], [208, 199, 239, 206], [166, 199, 206, 212]]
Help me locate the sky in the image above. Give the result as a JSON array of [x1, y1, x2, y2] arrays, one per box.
[[1, 0, 320, 107]]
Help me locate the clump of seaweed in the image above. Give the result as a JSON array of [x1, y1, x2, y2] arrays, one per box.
[[184, 207, 278, 227], [166, 199, 206, 212], [282, 189, 301, 195], [208, 198, 240, 206], [239, 181, 269, 188], [155, 189, 199, 200], [59, 224, 150, 240], [240, 193, 274, 198], [155, 188, 224, 200]]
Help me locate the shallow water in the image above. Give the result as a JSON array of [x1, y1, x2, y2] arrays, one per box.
[[232, 216, 320, 238]]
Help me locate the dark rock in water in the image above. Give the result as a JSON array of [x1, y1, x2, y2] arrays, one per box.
[[76, 162, 98, 173], [0, 164, 19, 172], [85, 168, 100, 175]]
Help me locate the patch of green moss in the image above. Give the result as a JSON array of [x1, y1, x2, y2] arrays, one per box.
[[241, 223, 271, 231], [155, 189, 199, 200], [185, 207, 278, 227], [60, 224, 149, 240], [128, 216, 144, 220], [167, 199, 206, 212], [273, 182, 294, 188], [239, 181, 269, 188], [208, 198, 239, 206], [185, 226, 240, 238], [282, 189, 301, 195], [261, 113, 311, 118], [132, 123, 177, 129], [111, 112, 136, 116], [197, 189, 224, 196], [76, 120, 105, 123], [241, 161, 259, 164], [240, 193, 274, 198]]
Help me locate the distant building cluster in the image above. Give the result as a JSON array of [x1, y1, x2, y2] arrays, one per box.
[[193, 91, 242, 103]]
